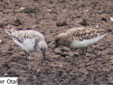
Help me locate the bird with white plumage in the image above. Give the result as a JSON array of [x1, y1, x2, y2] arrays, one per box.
[[5, 28, 48, 60]]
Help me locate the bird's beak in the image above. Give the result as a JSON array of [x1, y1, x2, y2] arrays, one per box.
[[42, 52, 45, 59], [41, 49, 46, 59], [53, 43, 59, 51]]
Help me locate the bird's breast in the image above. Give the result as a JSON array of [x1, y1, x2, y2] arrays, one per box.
[[71, 34, 106, 48]]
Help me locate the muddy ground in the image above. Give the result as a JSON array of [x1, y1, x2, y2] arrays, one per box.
[[0, 0, 113, 85]]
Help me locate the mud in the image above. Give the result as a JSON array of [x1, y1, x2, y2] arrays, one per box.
[[0, 0, 113, 85]]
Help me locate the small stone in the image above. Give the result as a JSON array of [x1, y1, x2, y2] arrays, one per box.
[[54, 48, 62, 54], [83, 9, 89, 13], [4, 73, 8, 76], [20, 7, 24, 11], [0, 39, 3, 44], [95, 25, 99, 29], [85, 53, 90, 56], [61, 47, 70, 52], [56, 21, 67, 27], [74, 52, 79, 56], [37, 69, 40, 72], [59, 64, 63, 67], [52, 55, 59, 58], [60, 52, 69, 57], [47, 9, 52, 12], [110, 17, 113, 22], [69, 52, 74, 57]]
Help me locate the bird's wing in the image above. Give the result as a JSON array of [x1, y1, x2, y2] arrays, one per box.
[[12, 30, 45, 43], [67, 27, 99, 41]]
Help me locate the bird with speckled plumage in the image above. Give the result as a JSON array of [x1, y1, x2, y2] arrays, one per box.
[[5, 28, 48, 60], [54, 27, 110, 54]]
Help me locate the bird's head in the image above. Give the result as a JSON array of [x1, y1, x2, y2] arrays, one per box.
[[38, 40, 48, 59], [54, 33, 67, 49]]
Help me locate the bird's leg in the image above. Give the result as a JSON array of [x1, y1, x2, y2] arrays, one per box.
[[41, 49, 46, 60], [24, 51, 33, 60], [71, 48, 77, 51], [81, 47, 87, 55], [24, 51, 29, 59]]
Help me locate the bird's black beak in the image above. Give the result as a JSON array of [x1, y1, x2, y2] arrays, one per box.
[[41, 49, 46, 59], [42, 52, 45, 59], [53, 43, 59, 50]]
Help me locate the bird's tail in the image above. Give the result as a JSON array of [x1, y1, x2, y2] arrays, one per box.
[[5, 29, 16, 38]]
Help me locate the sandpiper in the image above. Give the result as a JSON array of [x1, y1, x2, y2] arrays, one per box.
[[54, 27, 110, 54], [5, 28, 48, 60]]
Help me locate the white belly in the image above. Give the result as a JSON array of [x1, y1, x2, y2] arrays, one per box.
[[13, 38, 35, 52], [71, 34, 107, 48]]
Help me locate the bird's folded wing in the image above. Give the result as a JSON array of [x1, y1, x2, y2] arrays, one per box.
[[68, 27, 99, 41]]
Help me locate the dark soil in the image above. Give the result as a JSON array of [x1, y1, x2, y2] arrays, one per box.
[[0, 0, 113, 85]]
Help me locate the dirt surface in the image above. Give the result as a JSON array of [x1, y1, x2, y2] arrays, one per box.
[[0, 0, 113, 85]]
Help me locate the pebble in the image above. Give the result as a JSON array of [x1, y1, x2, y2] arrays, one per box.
[[0, 39, 2, 44], [54, 48, 62, 54], [95, 25, 99, 29], [110, 17, 113, 22], [20, 7, 24, 11], [56, 21, 67, 27], [59, 64, 63, 67]]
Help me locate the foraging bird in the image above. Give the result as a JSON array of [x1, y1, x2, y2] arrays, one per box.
[[54, 27, 110, 54], [5, 28, 48, 60]]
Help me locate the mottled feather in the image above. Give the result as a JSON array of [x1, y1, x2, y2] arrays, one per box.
[[55, 27, 107, 49], [5, 29, 45, 43], [67, 27, 99, 41]]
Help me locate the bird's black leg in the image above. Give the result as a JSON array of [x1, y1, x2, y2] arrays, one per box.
[[71, 48, 77, 51], [24, 51, 33, 60], [85, 47, 88, 54], [81, 47, 87, 55], [41, 48, 46, 60], [24, 51, 29, 60]]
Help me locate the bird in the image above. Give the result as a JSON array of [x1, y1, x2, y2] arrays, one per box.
[[54, 27, 111, 54], [5, 28, 48, 60]]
